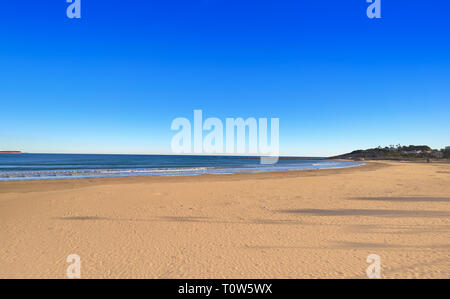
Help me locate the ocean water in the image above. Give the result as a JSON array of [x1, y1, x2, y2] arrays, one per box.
[[0, 154, 363, 181]]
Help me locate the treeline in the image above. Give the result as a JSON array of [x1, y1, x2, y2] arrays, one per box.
[[332, 145, 450, 161]]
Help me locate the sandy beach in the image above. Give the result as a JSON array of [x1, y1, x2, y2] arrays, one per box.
[[0, 161, 449, 279]]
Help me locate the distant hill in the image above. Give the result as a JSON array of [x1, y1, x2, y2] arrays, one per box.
[[330, 145, 449, 161]]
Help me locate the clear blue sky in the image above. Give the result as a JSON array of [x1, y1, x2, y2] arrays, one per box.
[[1, 1, 449, 156]]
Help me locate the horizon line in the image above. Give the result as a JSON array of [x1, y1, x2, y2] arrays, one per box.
[[6, 152, 330, 158]]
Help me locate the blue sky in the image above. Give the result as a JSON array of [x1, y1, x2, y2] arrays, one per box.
[[0, 0, 449, 156]]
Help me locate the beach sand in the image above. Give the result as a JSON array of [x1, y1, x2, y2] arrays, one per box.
[[0, 161, 449, 278]]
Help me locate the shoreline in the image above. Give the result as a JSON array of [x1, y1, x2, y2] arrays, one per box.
[[0, 162, 377, 193], [0, 160, 365, 184]]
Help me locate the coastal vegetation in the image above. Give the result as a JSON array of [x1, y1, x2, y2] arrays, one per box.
[[332, 145, 450, 161]]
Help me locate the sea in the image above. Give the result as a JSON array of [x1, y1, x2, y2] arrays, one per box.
[[0, 154, 363, 181]]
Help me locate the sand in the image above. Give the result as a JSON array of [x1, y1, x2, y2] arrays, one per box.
[[0, 161, 449, 279]]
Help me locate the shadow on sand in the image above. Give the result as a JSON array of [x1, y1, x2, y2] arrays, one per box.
[[277, 208, 450, 218], [351, 196, 450, 203], [244, 241, 450, 250], [54, 216, 304, 226]]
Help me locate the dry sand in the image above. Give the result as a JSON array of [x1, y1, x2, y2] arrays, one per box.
[[0, 161, 449, 279]]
